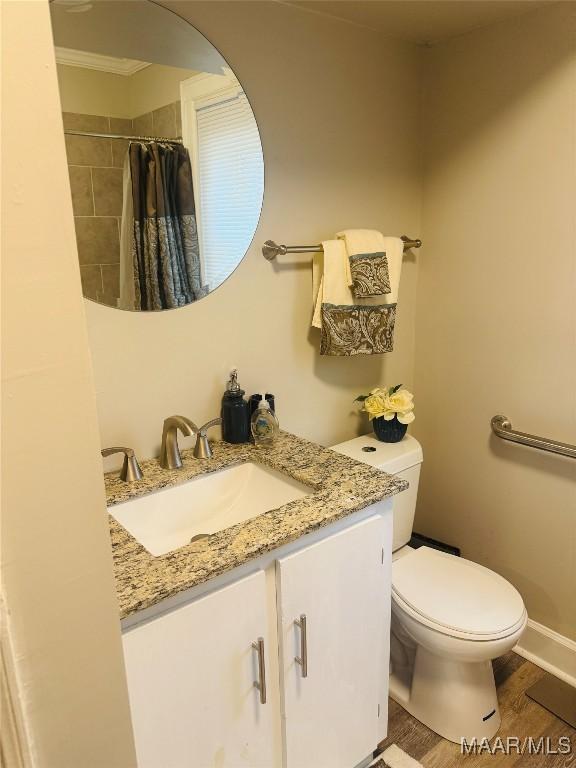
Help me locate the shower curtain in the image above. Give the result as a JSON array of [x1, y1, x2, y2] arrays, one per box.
[[119, 141, 207, 311]]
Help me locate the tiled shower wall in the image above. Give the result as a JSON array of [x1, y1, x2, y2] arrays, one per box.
[[64, 112, 126, 307], [63, 102, 182, 308], [133, 101, 182, 143]]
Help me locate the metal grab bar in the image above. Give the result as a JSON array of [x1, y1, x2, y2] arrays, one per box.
[[491, 415, 576, 460]]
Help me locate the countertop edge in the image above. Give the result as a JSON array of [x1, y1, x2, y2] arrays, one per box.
[[108, 431, 406, 620]]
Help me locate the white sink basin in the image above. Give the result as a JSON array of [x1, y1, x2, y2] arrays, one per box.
[[109, 462, 312, 556]]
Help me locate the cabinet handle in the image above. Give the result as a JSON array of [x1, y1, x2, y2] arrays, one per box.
[[295, 614, 308, 678], [252, 637, 267, 704]]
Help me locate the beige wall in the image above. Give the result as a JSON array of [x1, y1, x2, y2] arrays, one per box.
[[1, 2, 137, 766], [57, 64, 133, 118], [86, 0, 422, 470], [414, 2, 576, 640], [129, 63, 198, 117], [57, 62, 197, 119], [2, 3, 574, 763]]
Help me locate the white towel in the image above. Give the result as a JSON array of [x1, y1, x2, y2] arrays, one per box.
[[311, 250, 323, 328], [312, 239, 350, 328], [312, 239, 387, 327], [337, 229, 404, 304], [312, 239, 397, 355]]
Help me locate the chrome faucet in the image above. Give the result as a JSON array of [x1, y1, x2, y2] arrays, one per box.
[[101, 446, 143, 482], [193, 418, 222, 459], [159, 415, 198, 469]]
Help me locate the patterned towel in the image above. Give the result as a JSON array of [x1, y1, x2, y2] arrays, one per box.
[[349, 251, 391, 298], [312, 240, 397, 356], [337, 230, 404, 304], [320, 303, 396, 356]]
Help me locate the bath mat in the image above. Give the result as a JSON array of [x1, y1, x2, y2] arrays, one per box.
[[526, 672, 576, 728], [369, 744, 424, 768]]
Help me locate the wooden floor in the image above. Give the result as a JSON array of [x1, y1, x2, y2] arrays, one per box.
[[377, 653, 576, 767]]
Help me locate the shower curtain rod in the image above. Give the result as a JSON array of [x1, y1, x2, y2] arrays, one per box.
[[262, 235, 422, 260], [64, 129, 183, 144]]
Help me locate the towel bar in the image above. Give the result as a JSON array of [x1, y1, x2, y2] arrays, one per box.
[[491, 415, 576, 459], [262, 235, 422, 261]]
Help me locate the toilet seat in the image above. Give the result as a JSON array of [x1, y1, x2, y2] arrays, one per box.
[[392, 547, 526, 641]]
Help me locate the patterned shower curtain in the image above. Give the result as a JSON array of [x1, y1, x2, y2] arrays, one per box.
[[129, 141, 207, 310]]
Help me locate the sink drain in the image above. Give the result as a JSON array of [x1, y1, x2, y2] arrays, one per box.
[[189, 533, 210, 544]]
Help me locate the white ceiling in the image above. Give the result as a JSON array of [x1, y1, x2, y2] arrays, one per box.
[[281, 0, 556, 44], [50, 0, 227, 74]]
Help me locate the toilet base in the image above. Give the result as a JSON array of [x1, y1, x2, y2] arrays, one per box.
[[390, 645, 501, 744]]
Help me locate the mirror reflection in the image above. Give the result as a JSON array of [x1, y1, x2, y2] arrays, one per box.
[[50, 0, 264, 311]]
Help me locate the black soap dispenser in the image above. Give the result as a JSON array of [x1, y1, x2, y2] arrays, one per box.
[[221, 369, 250, 444]]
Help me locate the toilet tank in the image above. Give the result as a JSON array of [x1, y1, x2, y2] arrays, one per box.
[[330, 433, 423, 552]]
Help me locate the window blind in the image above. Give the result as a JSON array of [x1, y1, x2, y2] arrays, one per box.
[[196, 92, 264, 290]]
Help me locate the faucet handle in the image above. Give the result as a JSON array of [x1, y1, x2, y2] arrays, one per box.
[[199, 418, 222, 434], [101, 446, 143, 482], [194, 418, 222, 459]]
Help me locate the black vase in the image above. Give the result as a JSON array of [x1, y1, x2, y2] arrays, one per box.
[[372, 415, 408, 443]]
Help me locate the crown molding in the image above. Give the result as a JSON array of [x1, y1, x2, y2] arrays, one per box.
[[55, 47, 150, 76], [179, 69, 240, 103]]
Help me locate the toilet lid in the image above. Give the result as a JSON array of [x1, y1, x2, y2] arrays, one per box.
[[392, 547, 525, 637]]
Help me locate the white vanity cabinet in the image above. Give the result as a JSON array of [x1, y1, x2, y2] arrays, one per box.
[[277, 515, 390, 768], [122, 509, 392, 768], [122, 570, 278, 768]]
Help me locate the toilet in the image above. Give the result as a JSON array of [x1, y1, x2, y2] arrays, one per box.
[[331, 433, 527, 744]]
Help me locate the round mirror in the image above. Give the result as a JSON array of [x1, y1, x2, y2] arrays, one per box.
[[50, 0, 264, 311]]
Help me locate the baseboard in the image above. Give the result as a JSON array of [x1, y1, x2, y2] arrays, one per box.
[[514, 619, 576, 688]]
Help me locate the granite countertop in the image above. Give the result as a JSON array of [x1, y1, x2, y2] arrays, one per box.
[[106, 431, 407, 620]]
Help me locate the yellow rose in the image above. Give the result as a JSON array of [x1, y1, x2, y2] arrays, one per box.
[[363, 393, 387, 420], [359, 386, 415, 424], [387, 389, 414, 413], [369, 387, 388, 398]]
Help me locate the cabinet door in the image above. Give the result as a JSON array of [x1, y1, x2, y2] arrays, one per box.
[[277, 515, 391, 768], [122, 570, 277, 768]]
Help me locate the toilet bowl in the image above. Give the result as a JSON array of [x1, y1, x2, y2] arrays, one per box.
[[331, 433, 528, 744], [390, 545, 527, 742]]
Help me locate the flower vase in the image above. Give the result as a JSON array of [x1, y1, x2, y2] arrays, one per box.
[[372, 415, 408, 443]]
